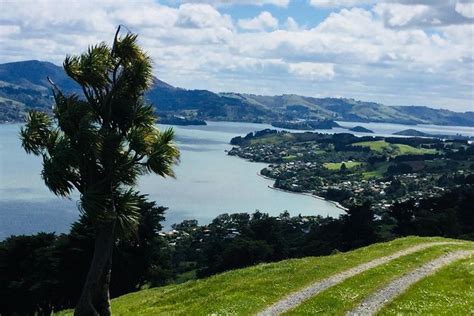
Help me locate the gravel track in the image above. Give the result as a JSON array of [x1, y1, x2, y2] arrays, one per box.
[[257, 242, 459, 316], [347, 250, 474, 316]]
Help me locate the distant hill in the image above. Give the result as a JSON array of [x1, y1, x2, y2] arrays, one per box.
[[0, 60, 80, 92], [0, 60, 273, 123], [394, 129, 429, 137], [349, 126, 374, 133], [394, 106, 474, 127], [1, 60, 473, 127], [394, 128, 474, 141]]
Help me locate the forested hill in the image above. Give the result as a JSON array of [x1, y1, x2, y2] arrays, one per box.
[[1, 60, 473, 126]]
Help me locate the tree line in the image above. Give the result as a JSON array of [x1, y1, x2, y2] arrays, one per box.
[[1, 185, 473, 315]]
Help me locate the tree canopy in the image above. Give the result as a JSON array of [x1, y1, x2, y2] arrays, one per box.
[[20, 26, 179, 315]]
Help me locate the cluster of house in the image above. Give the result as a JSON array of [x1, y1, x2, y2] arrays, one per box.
[[324, 174, 446, 212], [263, 159, 448, 212], [159, 227, 243, 245], [229, 138, 469, 213], [228, 143, 319, 163]]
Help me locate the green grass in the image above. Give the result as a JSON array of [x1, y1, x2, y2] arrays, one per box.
[[174, 270, 197, 284], [56, 237, 461, 316], [379, 255, 474, 315], [394, 143, 436, 155], [352, 140, 392, 152], [323, 161, 362, 170], [249, 133, 295, 145], [362, 162, 390, 179], [286, 242, 474, 315], [352, 140, 436, 155]]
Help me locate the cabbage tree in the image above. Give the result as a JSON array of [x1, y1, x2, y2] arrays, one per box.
[[20, 27, 179, 315]]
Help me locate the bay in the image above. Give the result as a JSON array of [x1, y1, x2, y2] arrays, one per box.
[[0, 121, 340, 239], [1, 120, 473, 239]]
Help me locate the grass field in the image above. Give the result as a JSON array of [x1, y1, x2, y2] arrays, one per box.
[[249, 133, 295, 145], [56, 237, 472, 316], [379, 256, 474, 315], [362, 162, 390, 179], [286, 243, 474, 315], [352, 140, 436, 155], [323, 161, 362, 170]]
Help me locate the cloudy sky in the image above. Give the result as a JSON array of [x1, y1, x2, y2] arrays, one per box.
[[1, 0, 473, 112]]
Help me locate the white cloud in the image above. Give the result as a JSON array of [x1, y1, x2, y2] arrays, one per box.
[[174, 3, 233, 29], [374, 3, 430, 27], [310, 0, 375, 8], [238, 11, 279, 31], [288, 62, 335, 80], [0, 25, 20, 37], [285, 17, 299, 31], [456, 1, 474, 19], [176, 0, 289, 7], [0, 0, 472, 111], [375, 0, 474, 28]]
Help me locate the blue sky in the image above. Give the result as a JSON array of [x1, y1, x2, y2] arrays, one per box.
[[203, 2, 332, 27], [0, 0, 473, 112]]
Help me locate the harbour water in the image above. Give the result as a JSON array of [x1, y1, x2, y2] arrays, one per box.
[[1, 121, 472, 239]]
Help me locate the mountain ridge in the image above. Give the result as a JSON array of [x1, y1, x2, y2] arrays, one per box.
[[0, 60, 473, 127]]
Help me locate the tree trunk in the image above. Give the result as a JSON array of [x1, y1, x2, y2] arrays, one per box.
[[94, 254, 113, 316], [74, 221, 115, 316]]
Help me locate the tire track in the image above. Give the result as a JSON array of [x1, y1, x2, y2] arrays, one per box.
[[257, 242, 460, 316], [347, 250, 473, 316]]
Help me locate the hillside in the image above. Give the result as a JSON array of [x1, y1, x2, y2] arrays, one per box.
[[225, 93, 474, 126], [1, 60, 473, 126], [57, 237, 473, 315], [393, 129, 429, 137]]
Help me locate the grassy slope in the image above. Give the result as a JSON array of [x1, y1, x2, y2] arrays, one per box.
[[249, 133, 295, 145], [379, 256, 474, 315], [362, 162, 390, 179], [57, 237, 471, 315], [323, 161, 362, 170], [286, 243, 474, 315], [352, 140, 436, 155]]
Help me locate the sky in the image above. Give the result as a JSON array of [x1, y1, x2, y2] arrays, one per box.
[[0, 0, 473, 112]]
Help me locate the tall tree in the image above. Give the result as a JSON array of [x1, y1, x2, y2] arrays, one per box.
[[20, 26, 179, 315], [342, 202, 377, 250]]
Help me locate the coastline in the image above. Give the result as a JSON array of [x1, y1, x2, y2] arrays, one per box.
[[256, 171, 348, 211], [227, 153, 347, 212]]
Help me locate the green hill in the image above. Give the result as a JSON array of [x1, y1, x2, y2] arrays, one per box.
[[58, 236, 474, 315], [2, 60, 474, 126]]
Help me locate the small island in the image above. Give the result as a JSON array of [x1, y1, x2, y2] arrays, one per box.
[[349, 126, 374, 133], [393, 129, 428, 137], [394, 129, 474, 141]]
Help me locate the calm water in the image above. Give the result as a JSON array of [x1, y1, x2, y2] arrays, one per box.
[[1, 121, 473, 239], [0, 121, 338, 239]]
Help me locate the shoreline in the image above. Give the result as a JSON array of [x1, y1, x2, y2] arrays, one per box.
[[256, 171, 348, 211], [227, 152, 348, 212]]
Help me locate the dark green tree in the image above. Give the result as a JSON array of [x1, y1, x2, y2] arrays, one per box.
[[340, 162, 347, 171], [342, 202, 377, 250], [20, 27, 179, 315]]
